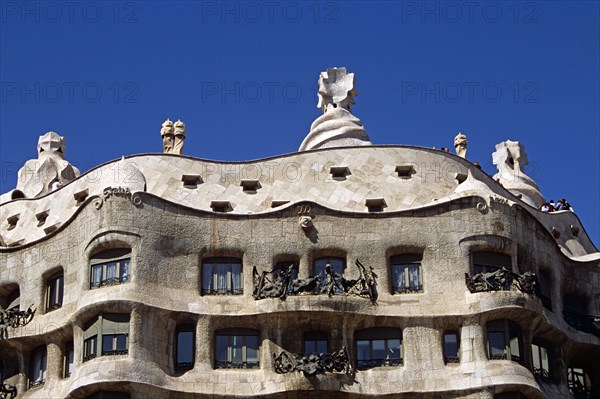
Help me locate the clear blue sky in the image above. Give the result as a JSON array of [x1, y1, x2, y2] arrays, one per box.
[[1, 0, 598, 246]]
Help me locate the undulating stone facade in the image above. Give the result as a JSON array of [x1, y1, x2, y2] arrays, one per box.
[[0, 68, 598, 399]]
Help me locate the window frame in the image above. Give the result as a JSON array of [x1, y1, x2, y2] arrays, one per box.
[[29, 345, 47, 389], [390, 254, 423, 294], [175, 324, 195, 371], [486, 319, 523, 364], [443, 330, 460, 364], [201, 257, 243, 295], [46, 272, 64, 312], [83, 313, 130, 363], [214, 328, 260, 369], [530, 339, 551, 380], [64, 342, 74, 378], [354, 327, 403, 370], [567, 366, 593, 398], [89, 248, 131, 289]]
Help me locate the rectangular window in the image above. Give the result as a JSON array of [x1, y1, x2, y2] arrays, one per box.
[[215, 329, 259, 369], [303, 331, 328, 354], [486, 319, 522, 363], [443, 331, 460, 363], [176, 325, 195, 370], [531, 341, 550, 380], [29, 346, 47, 389], [202, 258, 243, 295], [567, 366, 592, 398], [46, 273, 64, 312], [90, 249, 131, 289], [472, 252, 511, 274], [355, 328, 402, 370], [64, 343, 74, 378], [391, 254, 423, 293], [83, 313, 130, 362]]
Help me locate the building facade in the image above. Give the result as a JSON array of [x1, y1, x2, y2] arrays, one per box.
[[0, 68, 599, 399]]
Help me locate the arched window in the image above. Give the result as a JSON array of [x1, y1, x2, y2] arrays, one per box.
[[443, 330, 459, 363], [313, 257, 345, 295], [472, 251, 511, 274], [354, 328, 402, 370], [215, 328, 259, 369], [175, 324, 195, 371], [303, 331, 329, 354], [46, 271, 64, 312], [201, 257, 243, 295], [29, 345, 47, 389], [390, 254, 423, 293], [90, 248, 131, 289], [486, 319, 522, 363]]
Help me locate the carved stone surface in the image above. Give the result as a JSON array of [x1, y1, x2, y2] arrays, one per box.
[[15, 132, 80, 198], [465, 268, 536, 295], [0, 383, 17, 399], [253, 259, 377, 302], [492, 140, 545, 207], [0, 305, 36, 338], [454, 132, 467, 159], [273, 346, 352, 376], [299, 67, 371, 151]]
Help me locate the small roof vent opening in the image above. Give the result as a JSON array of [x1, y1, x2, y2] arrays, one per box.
[[271, 200, 290, 208], [210, 201, 233, 213], [6, 214, 20, 231], [240, 179, 261, 194], [330, 166, 351, 181], [73, 188, 89, 205], [365, 198, 387, 213], [182, 174, 203, 189], [36, 210, 50, 226], [396, 165, 416, 179], [43, 223, 60, 235]]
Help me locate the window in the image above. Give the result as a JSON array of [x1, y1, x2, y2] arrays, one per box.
[[215, 328, 259, 369], [90, 248, 131, 289], [83, 313, 130, 362], [29, 345, 47, 389], [391, 254, 423, 293], [64, 342, 74, 378], [46, 272, 64, 312], [202, 258, 243, 295], [495, 394, 529, 399], [567, 366, 592, 398], [175, 324, 195, 370], [472, 251, 511, 274], [536, 271, 552, 310], [303, 331, 329, 354], [314, 257, 344, 275], [355, 328, 402, 370], [486, 319, 522, 363], [531, 340, 550, 380], [443, 331, 459, 363]]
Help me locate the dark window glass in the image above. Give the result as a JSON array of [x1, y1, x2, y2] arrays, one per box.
[[29, 345, 47, 389], [567, 366, 593, 398], [443, 331, 459, 363], [313, 257, 345, 295], [202, 258, 243, 295], [214, 329, 259, 369], [83, 313, 129, 362], [85, 392, 131, 399], [303, 331, 329, 354], [536, 271, 552, 310], [314, 257, 344, 275], [486, 319, 522, 363], [354, 328, 402, 370], [64, 342, 74, 377], [473, 252, 511, 274], [176, 325, 195, 370]]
